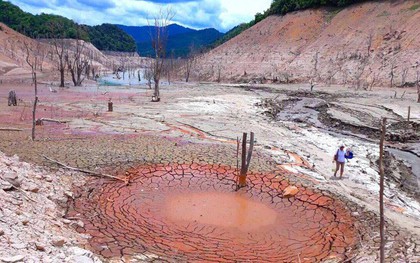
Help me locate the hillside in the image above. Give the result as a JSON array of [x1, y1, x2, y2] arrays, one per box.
[[118, 24, 224, 57], [213, 0, 369, 47], [0, 22, 54, 76], [195, 0, 420, 86], [0, 23, 115, 79], [117, 24, 196, 43], [0, 0, 136, 52]]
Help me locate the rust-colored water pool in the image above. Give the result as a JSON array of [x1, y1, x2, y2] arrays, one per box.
[[68, 163, 356, 262]]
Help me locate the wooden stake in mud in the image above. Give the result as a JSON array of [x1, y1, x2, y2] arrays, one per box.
[[407, 106, 411, 122], [379, 117, 386, 263], [236, 136, 240, 188], [108, 98, 113, 112], [8, 90, 17, 106], [238, 132, 254, 187]]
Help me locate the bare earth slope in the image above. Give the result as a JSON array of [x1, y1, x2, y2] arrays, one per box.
[[0, 23, 113, 79], [0, 23, 52, 76], [196, 1, 420, 86]]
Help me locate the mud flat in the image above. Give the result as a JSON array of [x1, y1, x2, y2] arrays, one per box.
[[0, 79, 419, 262]]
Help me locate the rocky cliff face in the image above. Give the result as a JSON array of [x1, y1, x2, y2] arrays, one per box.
[[195, 1, 420, 87]]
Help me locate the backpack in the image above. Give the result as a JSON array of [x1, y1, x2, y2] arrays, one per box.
[[345, 151, 354, 159]]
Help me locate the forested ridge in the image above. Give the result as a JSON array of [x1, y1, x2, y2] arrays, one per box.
[[0, 0, 136, 52]]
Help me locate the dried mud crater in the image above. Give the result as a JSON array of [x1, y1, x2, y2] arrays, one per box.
[[68, 163, 357, 262]]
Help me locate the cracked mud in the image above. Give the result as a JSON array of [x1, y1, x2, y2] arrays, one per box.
[[68, 163, 356, 262]]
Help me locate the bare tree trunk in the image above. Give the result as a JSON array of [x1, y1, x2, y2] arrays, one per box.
[[59, 67, 65, 87], [239, 132, 247, 186], [245, 132, 254, 171], [238, 132, 255, 187], [52, 37, 67, 88], [32, 72, 38, 141], [65, 39, 88, 87], [149, 8, 174, 102], [379, 117, 386, 263], [389, 64, 395, 88], [236, 136, 240, 188], [400, 67, 408, 87], [367, 32, 373, 57], [24, 41, 39, 140]]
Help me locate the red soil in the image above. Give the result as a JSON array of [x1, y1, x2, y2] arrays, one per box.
[[68, 163, 357, 262], [195, 1, 420, 86]]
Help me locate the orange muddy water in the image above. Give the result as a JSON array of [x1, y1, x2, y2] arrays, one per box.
[[165, 192, 278, 232], [68, 163, 356, 262]]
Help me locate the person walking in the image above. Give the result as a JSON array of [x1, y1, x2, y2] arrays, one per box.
[[333, 145, 347, 178]]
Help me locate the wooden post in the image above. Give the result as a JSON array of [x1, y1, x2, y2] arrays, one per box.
[[236, 136, 240, 188], [379, 117, 386, 263], [108, 99, 113, 112], [238, 132, 255, 187], [238, 133, 247, 186], [8, 90, 17, 106], [245, 132, 255, 172], [407, 106, 411, 121]]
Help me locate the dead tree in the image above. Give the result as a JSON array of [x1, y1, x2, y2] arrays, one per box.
[[238, 132, 255, 188], [354, 64, 365, 90], [368, 68, 379, 91], [166, 50, 175, 85], [185, 44, 196, 82], [400, 67, 408, 87], [310, 51, 319, 90], [65, 39, 89, 86], [389, 63, 396, 88], [367, 32, 373, 57], [49, 22, 68, 88], [217, 63, 222, 83], [379, 118, 386, 263], [149, 8, 174, 102], [144, 60, 153, 89], [24, 41, 38, 141], [34, 39, 47, 72]]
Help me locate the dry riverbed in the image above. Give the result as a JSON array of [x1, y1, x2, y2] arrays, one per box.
[[0, 78, 419, 262]]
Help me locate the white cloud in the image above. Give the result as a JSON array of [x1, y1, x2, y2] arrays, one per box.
[[9, 0, 272, 32], [219, 0, 271, 30]]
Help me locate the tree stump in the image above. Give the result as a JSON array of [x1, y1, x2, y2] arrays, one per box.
[[108, 99, 113, 112], [8, 90, 17, 106]]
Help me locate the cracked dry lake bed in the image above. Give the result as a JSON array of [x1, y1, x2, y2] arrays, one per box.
[[68, 162, 357, 262]]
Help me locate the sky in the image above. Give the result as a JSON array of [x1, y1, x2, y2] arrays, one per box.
[[8, 0, 272, 32]]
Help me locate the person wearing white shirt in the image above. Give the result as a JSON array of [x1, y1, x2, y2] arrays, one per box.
[[333, 145, 346, 178]]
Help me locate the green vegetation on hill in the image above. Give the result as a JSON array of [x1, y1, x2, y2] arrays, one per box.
[[118, 24, 224, 58], [136, 28, 223, 58], [214, 0, 367, 47], [82, 24, 136, 52], [212, 23, 251, 47], [0, 0, 136, 52]]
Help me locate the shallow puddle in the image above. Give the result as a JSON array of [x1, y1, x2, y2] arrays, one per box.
[[165, 192, 278, 231], [68, 163, 356, 262]]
